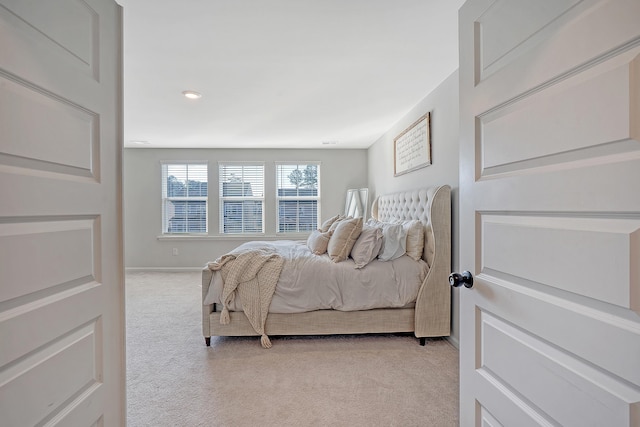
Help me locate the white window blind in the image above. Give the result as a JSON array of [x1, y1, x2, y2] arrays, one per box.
[[161, 163, 208, 233], [219, 163, 264, 234], [276, 163, 320, 233]]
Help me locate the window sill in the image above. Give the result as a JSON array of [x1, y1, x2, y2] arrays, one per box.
[[157, 233, 309, 241]]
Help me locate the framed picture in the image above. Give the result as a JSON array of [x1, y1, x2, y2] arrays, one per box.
[[394, 112, 431, 176]]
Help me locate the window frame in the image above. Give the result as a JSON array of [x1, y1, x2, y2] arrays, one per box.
[[218, 161, 265, 234], [161, 161, 208, 235], [275, 162, 321, 234]]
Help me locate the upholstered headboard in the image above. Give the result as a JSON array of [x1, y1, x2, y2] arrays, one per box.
[[371, 185, 451, 269], [371, 185, 452, 337]]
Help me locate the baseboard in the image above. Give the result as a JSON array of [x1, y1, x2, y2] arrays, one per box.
[[445, 335, 459, 349], [125, 267, 203, 273]]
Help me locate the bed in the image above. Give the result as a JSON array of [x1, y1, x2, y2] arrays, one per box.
[[202, 185, 451, 346]]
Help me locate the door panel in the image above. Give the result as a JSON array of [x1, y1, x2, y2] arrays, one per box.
[[459, 0, 640, 425], [0, 74, 98, 174], [480, 52, 640, 178], [0, 0, 99, 82], [480, 214, 640, 310], [477, 0, 581, 81], [2, 322, 101, 427], [479, 311, 637, 426], [473, 0, 640, 92], [0, 0, 123, 425]]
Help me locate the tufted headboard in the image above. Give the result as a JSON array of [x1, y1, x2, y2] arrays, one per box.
[[371, 185, 451, 269]]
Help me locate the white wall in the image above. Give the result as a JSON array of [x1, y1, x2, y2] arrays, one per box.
[[367, 70, 460, 346], [124, 148, 367, 270]]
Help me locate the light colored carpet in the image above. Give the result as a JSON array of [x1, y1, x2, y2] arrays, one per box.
[[126, 271, 459, 426]]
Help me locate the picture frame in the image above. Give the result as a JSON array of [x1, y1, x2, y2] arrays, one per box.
[[394, 112, 431, 176]]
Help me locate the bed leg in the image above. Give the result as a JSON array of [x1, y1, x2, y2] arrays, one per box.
[[205, 337, 211, 347], [419, 337, 426, 346]]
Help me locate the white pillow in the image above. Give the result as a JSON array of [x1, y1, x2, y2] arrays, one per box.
[[366, 218, 407, 261], [387, 217, 425, 261]]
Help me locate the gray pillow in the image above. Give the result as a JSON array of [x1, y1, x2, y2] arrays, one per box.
[[306, 229, 333, 255], [350, 225, 383, 268]]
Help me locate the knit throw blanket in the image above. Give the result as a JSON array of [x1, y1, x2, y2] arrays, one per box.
[[208, 248, 284, 348]]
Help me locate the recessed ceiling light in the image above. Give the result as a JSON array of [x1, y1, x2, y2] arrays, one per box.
[[321, 141, 338, 145], [130, 140, 151, 145], [182, 90, 202, 99]]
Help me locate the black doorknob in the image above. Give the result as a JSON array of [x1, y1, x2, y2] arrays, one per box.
[[449, 271, 474, 288]]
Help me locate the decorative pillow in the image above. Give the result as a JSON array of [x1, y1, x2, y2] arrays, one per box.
[[350, 225, 383, 268], [306, 229, 333, 255], [367, 218, 407, 261], [403, 220, 425, 261], [319, 214, 341, 233], [327, 217, 363, 262], [328, 215, 351, 232], [384, 217, 425, 262]]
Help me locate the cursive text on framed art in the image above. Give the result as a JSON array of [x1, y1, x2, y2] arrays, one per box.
[[394, 112, 431, 176]]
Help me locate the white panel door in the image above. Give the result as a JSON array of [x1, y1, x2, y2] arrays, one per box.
[[459, 0, 640, 425], [0, 0, 124, 425]]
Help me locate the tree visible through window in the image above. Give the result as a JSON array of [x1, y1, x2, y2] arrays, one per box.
[[161, 163, 208, 233], [276, 163, 320, 232]]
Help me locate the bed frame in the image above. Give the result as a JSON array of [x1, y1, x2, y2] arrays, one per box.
[[202, 185, 451, 346]]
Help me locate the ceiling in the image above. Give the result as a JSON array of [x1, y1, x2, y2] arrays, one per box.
[[119, 0, 464, 149]]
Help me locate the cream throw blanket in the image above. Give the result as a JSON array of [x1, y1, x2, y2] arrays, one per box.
[[208, 248, 284, 348]]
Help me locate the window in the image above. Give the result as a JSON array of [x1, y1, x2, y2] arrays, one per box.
[[219, 163, 264, 233], [161, 163, 208, 233], [276, 163, 320, 232]]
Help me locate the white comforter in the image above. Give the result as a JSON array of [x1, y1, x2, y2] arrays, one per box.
[[204, 240, 429, 313]]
